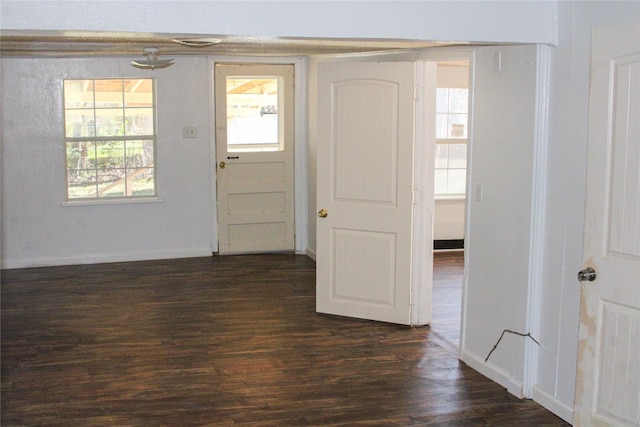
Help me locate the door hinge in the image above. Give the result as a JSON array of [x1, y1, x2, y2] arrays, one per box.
[[414, 85, 420, 100]]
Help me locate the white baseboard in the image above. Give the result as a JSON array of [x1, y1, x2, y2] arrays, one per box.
[[462, 350, 574, 423], [461, 350, 524, 398], [1, 247, 214, 269], [532, 386, 575, 424], [306, 247, 317, 261]]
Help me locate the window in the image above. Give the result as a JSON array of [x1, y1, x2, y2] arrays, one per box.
[[63, 78, 156, 200], [225, 76, 283, 152], [435, 87, 468, 197]]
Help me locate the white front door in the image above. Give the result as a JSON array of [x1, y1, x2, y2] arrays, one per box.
[[215, 64, 295, 254], [574, 23, 640, 426], [316, 61, 415, 325]]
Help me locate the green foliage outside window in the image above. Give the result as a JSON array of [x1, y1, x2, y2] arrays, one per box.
[[63, 79, 156, 200]]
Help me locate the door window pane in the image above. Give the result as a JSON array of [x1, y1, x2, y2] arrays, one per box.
[[226, 77, 282, 152]]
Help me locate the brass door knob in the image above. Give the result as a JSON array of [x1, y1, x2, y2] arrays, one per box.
[[219, 161, 226, 169], [318, 209, 328, 218]]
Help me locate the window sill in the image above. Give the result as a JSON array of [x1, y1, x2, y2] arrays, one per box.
[[61, 197, 164, 207], [435, 196, 466, 203]]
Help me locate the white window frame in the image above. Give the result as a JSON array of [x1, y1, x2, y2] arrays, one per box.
[[63, 78, 158, 202], [435, 87, 468, 200]]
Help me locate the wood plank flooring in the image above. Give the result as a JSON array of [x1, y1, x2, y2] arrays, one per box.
[[1, 252, 569, 426]]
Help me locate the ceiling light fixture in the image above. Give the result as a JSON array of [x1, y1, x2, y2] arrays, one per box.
[[131, 47, 174, 70], [170, 38, 222, 48]]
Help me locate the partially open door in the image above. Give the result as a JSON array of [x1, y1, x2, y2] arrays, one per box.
[[574, 23, 640, 426], [316, 61, 415, 325]]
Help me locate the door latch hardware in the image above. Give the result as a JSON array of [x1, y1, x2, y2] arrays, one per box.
[[577, 267, 597, 282]]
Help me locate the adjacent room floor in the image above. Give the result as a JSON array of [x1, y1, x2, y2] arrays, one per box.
[[1, 252, 569, 425]]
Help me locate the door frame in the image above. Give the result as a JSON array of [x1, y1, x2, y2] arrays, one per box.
[[410, 59, 437, 326], [414, 46, 550, 402], [313, 50, 476, 327], [209, 56, 308, 254], [412, 50, 474, 341]]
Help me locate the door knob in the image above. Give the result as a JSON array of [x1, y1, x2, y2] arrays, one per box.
[[318, 209, 328, 218], [219, 161, 226, 169], [577, 267, 597, 282]]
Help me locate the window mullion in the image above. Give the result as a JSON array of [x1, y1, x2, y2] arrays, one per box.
[[122, 80, 127, 197]]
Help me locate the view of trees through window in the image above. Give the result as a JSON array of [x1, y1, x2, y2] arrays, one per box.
[[63, 78, 156, 200]]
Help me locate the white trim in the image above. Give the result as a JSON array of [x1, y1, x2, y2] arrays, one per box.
[[61, 197, 163, 207], [304, 248, 316, 261], [1, 247, 214, 270], [411, 52, 472, 329], [532, 386, 575, 425], [436, 138, 468, 144], [208, 59, 219, 253], [410, 60, 436, 326], [293, 57, 309, 254], [209, 56, 308, 255], [460, 48, 476, 362], [523, 44, 551, 398], [434, 196, 466, 203], [462, 350, 524, 398]]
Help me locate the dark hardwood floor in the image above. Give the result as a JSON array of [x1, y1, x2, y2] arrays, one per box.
[[1, 252, 569, 426]]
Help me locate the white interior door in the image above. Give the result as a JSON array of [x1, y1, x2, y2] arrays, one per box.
[[574, 23, 640, 427], [316, 61, 415, 325], [215, 64, 295, 254]]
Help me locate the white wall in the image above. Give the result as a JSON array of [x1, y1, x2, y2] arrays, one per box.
[[461, 44, 539, 398], [0, 1, 557, 45], [533, 1, 640, 421], [433, 201, 465, 240], [1, 57, 216, 267]]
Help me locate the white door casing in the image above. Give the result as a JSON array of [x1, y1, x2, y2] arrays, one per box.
[[215, 64, 295, 254], [316, 61, 415, 325], [410, 60, 437, 327], [574, 23, 640, 426]]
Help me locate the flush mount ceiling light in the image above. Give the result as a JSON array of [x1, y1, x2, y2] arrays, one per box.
[[170, 37, 222, 47], [131, 47, 174, 70]]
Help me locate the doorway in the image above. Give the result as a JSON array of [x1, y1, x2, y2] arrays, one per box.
[[431, 59, 469, 354], [214, 63, 295, 254]]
